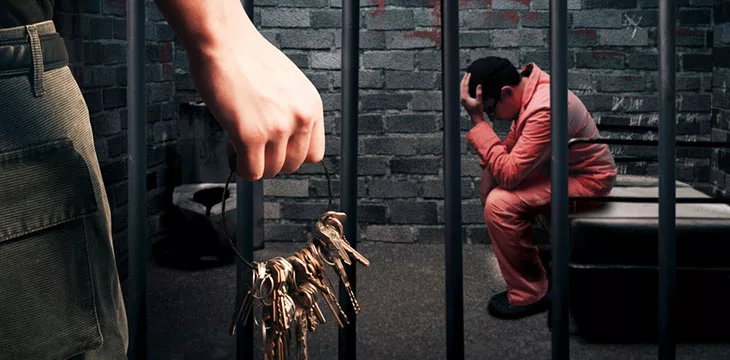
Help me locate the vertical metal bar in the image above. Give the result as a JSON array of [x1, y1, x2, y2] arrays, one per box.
[[550, 0, 569, 358], [235, 4, 255, 360], [127, 1, 147, 359], [442, 0, 463, 359], [658, 0, 677, 358], [339, 0, 359, 358]]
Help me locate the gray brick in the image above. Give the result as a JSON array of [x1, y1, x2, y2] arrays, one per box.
[[103, 43, 125, 65], [460, 49, 519, 69], [361, 93, 411, 110], [446, 202, 484, 224], [521, 11, 550, 28], [670, 28, 707, 48], [103, 88, 126, 109], [595, 74, 646, 92], [360, 31, 387, 49], [310, 51, 341, 69], [411, 92, 443, 111], [678, 9, 711, 26], [572, 9, 623, 28], [322, 93, 341, 111], [459, 31, 492, 48], [100, 157, 127, 184], [386, 31, 438, 49], [416, 135, 444, 155], [102, 0, 125, 16], [84, 17, 114, 39], [492, 0, 530, 10], [416, 50, 441, 70], [460, 10, 521, 29], [255, 0, 327, 7], [265, 224, 309, 242], [366, 9, 414, 30], [420, 179, 475, 199], [518, 28, 547, 47], [369, 179, 419, 198], [365, 225, 416, 243], [362, 51, 414, 70], [678, 93, 711, 112], [628, 52, 658, 70], [390, 157, 441, 174], [358, 70, 384, 89], [385, 114, 439, 133], [521, 49, 575, 70], [358, 204, 388, 223], [311, 10, 341, 28], [413, 8, 438, 27], [280, 30, 334, 49], [576, 50, 626, 69], [599, 28, 649, 46], [146, 83, 172, 104], [359, 156, 390, 175], [385, 71, 440, 90], [280, 202, 330, 220], [264, 179, 309, 197], [147, 23, 175, 42], [533, 0, 582, 10], [568, 29, 599, 47], [649, 73, 701, 92], [388, 201, 437, 224], [716, 23, 730, 46], [264, 202, 280, 219], [416, 226, 444, 244], [468, 226, 490, 244], [356, 114, 384, 134], [582, 0, 636, 8], [285, 51, 309, 68], [362, 136, 420, 155], [685, 53, 713, 71]]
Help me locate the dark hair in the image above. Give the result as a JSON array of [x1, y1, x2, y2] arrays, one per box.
[[466, 57, 521, 102]]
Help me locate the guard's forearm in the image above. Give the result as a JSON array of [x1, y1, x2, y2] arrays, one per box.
[[153, 0, 256, 56]]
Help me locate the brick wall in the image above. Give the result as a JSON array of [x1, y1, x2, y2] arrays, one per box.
[[247, 0, 718, 245], [712, 0, 730, 197], [53, 0, 728, 281], [54, 0, 183, 282]]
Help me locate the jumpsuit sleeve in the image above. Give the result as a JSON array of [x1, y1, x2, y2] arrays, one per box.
[[466, 108, 552, 190], [474, 121, 518, 168]]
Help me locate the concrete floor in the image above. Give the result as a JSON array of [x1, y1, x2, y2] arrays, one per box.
[[145, 242, 730, 360]]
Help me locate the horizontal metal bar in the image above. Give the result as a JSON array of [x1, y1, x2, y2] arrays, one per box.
[[569, 138, 730, 149], [570, 196, 730, 204]]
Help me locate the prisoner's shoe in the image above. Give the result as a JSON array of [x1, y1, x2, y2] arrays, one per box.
[[488, 291, 549, 320]]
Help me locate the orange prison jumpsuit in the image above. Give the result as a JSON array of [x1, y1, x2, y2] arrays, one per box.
[[466, 63, 618, 306]]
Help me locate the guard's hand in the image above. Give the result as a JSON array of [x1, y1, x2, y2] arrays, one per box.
[[460, 72, 484, 120], [189, 32, 325, 181]]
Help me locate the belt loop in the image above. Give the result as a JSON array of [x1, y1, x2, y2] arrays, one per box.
[[25, 24, 45, 97]]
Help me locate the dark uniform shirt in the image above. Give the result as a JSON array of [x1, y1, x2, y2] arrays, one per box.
[[0, 0, 54, 28]]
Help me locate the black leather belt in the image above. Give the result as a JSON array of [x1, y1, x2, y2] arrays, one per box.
[[0, 22, 69, 77]]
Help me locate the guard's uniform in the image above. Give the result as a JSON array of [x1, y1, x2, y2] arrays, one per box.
[[0, 3, 129, 359], [467, 63, 618, 306]]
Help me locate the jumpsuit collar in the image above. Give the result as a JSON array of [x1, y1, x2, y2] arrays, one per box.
[[518, 62, 548, 113]]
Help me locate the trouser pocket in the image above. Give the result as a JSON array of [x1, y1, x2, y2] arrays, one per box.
[[0, 137, 103, 360]]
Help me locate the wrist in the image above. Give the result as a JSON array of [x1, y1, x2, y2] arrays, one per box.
[[470, 114, 485, 125]]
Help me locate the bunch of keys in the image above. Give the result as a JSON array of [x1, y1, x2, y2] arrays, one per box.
[[228, 210, 370, 360]]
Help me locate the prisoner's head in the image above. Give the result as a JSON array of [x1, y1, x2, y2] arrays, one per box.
[[466, 57, 522, 121]]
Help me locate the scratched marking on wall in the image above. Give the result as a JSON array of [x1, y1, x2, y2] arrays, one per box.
[[612, 96, 644, 112], [623, 14, 643, 39]]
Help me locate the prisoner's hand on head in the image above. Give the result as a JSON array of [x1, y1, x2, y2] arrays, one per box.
[[460, 72, 484, 122]]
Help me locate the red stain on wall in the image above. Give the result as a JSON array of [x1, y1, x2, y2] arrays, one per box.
[[500, 10, 520, 23], [591, 50, 624, 59], [525, 12, 539, 21], [570, 29, 597, 40], [676, 27, 702, 36], [371, 0, 386, 16]]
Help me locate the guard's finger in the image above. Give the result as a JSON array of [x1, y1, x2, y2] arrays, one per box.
[[305, 113, 325, 164], [476, 84, 483, 102], [263, 137, 287, 179], [235, 140, 266, 181], [460, 72, 469, 99], [282, 122, 312, 174]]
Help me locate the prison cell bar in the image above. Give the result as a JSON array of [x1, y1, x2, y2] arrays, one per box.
[[658, 0, 677, 358], [235, 2, 257, 360], [441, 0, 465, 359], [550, 0, 570, 358], [127, 0, 147, 359], [339, 0, 360, 358]]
